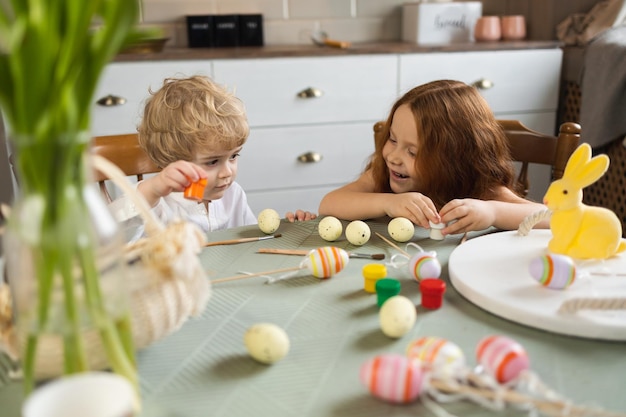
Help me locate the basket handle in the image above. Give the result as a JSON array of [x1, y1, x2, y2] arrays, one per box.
[[91, 154, 164, 236]]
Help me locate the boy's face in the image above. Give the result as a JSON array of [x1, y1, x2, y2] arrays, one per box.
[[194, 145, 242, 201]]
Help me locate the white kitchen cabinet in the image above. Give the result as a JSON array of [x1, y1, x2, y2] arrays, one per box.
[[213, 55, 398, 215], [212, 56, 397, 128], [90, 46, 562, 215], [237, 123, 375, 215], [91, 61, 212, 136], [399, 48, 563, 201]]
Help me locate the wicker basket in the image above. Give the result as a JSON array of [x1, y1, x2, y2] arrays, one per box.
[[0, 155, 211, 379]]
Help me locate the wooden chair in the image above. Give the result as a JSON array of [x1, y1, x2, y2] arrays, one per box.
[[91, 133, 161, 203], [373, 120, 581, 198]]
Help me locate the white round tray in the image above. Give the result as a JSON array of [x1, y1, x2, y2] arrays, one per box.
[[448, 230, 626, 341]]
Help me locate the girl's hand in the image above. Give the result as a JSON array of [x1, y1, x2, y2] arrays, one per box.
[[439, 198, 496, 235], [385, 192, 439, 229], [285, 209, 317, 222], [138, 161, 207, 207]]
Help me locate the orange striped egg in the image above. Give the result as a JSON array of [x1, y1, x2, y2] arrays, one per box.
[[304, 247, 350, 279], [409, 252, 441, 281], [529, 254, 577, 289], [476, 335, 530, 384], [406, 336, 465, 375], [359, 354, 423, 404]]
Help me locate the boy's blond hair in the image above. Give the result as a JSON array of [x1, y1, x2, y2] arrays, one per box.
[[138, 75, 249, 168]]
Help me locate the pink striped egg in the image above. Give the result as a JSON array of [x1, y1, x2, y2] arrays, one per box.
[[304, 247, 349, 279], [409, 252, 441, 281], [359, 354, 423, 404], [406, 336, 465, 375], [529, 254, 577, 289], [476, 335, 530, 384]]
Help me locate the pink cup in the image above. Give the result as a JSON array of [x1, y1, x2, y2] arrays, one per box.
[[501, 15, 526, 40], [474, 16, 501, 42]]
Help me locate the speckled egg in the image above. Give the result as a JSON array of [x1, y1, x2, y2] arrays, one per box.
[[318, 216, 343, 241], [345, 220, 371, 246], [476, 335, 530, 384], [529, 254, 577, 289], [257, 208, 281, 234], [303, 246, 350, 279], [409, 251, 441, 281], [360, 354, 423, 404], [406, 336, 465, 375], [388, 217, 415, 242], [244, 323, 290, 364], [379, 295, 416, 338]]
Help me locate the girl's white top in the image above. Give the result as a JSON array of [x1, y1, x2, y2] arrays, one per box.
[[108, 181, 257, 241]]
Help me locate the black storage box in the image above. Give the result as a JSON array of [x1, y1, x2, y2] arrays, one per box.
[[186, 15, 214, 48], [213, 15, 240, 47], [238, 14, 264, 46]]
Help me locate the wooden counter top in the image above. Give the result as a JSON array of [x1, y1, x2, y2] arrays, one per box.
[[114, 40, 562, 62]]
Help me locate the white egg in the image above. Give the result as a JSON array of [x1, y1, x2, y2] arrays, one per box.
[[318, 216, 343, 241], [257, 208, 281, 234], [345, 220, 371, 246], [379, 295, 416, 338], [388, 217, 415, 242], [244, 323, 290, 364]]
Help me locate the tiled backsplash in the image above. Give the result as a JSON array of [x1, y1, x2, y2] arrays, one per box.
[[142, 0, 601, 47]]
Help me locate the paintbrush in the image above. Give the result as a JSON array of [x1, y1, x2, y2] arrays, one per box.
[[374, 232, 410, 256], [257, 248, 385, 260], [205, 233, 282, 247]]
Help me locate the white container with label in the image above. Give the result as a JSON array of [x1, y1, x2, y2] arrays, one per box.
[[402, 2, 482, 45]]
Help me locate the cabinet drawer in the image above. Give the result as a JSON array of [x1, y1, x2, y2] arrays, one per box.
[[399, 49, 562, 115], [213, 56, 398, 127], [91, 61, 212, 136], [236, 123, 374, 192]]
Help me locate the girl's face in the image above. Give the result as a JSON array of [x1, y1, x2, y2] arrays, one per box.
[[194, 145, 242, 201], [382, 104, 422, 193]]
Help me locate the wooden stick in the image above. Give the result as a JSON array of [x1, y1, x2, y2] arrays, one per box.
[[212, 265, 302, 284], [430, 377, 626, 417], [257, 248, 385, 260], [204, 233, 281, 247], [374, 232, 409, 257]]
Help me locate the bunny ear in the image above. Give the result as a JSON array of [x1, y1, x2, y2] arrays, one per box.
[[563, 143, 592, 179], [575, 154, 610, 188], [562, 143, 609, 188]]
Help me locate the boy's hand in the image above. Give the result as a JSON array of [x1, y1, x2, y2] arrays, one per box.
[[285, 210, 318, 222], [138, 161, 207, 207]]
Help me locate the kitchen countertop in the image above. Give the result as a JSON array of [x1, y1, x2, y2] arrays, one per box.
[[114, 40, 563, 62]]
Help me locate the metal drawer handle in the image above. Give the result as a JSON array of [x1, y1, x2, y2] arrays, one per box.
[[96, 94, 127, 106], [471, 78, 494, 90], [297, 87, 323, 99], [298, 151, 323, 163]]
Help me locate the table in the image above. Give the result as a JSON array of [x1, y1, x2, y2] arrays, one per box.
[[1, 218, 625, 417]]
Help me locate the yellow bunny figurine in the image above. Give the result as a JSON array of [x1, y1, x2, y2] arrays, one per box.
[[543, 143, 626, 259]]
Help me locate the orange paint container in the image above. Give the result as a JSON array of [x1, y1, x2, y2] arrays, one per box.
[[184, 178, 208, 201]]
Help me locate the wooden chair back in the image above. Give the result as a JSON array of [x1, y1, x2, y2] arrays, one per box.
[[372, 120, 581, 197], [91, 133, 161, 203]]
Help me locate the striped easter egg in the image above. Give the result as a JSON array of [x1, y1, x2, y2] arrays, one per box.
[[528, 254, 577, 289], [409, 252, 441, 281], [304, 247, 350, 279], [476, 335, 530, 384], [359, 354, 423, 404], [405, 336, 465, 375]]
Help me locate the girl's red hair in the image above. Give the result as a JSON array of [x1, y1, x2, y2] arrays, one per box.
[[369, 80, 516, 208]]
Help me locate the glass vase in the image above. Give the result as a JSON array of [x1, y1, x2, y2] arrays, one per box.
[[4, 133, 137, 393]]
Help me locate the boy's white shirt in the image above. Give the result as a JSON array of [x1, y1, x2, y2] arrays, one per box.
[[109, 181, 257, 241]]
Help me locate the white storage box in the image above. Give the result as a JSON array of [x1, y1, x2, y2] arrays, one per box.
[[402, 2, 482, 45]]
